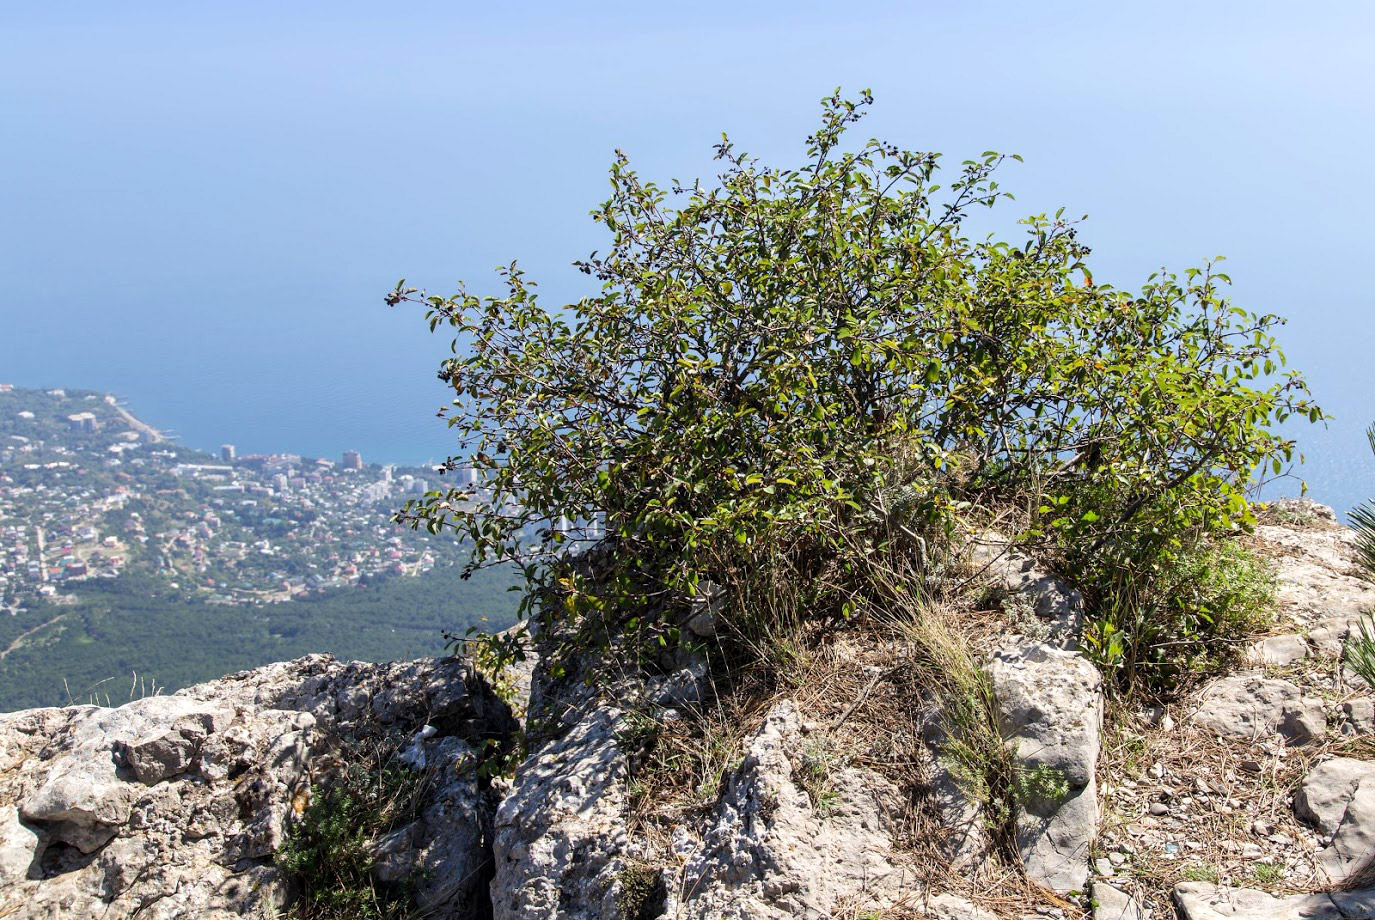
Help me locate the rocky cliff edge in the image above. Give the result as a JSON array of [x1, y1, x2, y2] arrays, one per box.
[[4, 499, 1375, 919]]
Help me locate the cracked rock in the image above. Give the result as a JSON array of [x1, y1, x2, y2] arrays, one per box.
[[1174, 881, 1375, 919], [1189, 674, 1326, 744], [675, 701, 912, 919], [988, 639, 1103, 893], [1092, 881, 1145, 920], [1294, 757, 1375, 885], [1245, 634, 1309, 667], [0, 655, 511, 920]]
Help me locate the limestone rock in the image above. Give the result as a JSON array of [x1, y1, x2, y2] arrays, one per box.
[[0, 806, 41, 885], [0, 655, 511, 920], [969, 530, 1085, 645], [1245, 634, 1310, 667], [408, 736, 491, 915], [1295, 757, 1375, 838], [1343, 697, 1375, 735], [1092, 881, 1145, 920], [1190, 674, 1326, 744], [488, 602, 717, 920], [1174, 881, 1375, 919], [490, 706, 631, 920], [1294, 757, 1375, 886], [921, 892, 998, 919], [988, 639, 1103, 893], [1265, 498, 1340, 525], [1317, 782, 1375, 887], [17, 697, 241, 852], [675, 701, 913, 919], [1252, 506, 1375, 651]]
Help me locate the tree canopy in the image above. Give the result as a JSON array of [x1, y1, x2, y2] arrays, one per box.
[[392, 91, 1321, 683]]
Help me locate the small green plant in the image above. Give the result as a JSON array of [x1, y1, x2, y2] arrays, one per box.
[[1182, 864, 1221, 884], [472, 732, 526, 782], [797, 744, 843, 816], [1001, 592, 1052, 643], [615, 861, 665, 920], [446, 625, 527, 705], [1345, 613, 1375, 690], [1253, 862, 1284, 885], [1084, 539, 1276, 692], [1014, 763, 1071, 807], [277, 760, 430, 920], [615, 709, 661, 752]]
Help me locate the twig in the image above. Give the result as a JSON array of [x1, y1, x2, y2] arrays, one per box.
[[829, 666, 896, 731]]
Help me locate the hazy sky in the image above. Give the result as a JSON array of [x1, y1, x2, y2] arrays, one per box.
[[2, 2, 1372, 502]]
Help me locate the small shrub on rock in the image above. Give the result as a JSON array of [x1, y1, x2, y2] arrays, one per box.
[[278, 760, 429, 920], [392, 91, 1320, 684], [1084, 538, 1276, 691], [614, 861, 666, 920]]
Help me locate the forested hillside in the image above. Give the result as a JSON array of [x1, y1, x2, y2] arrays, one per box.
[[0, 564, 518, 710]]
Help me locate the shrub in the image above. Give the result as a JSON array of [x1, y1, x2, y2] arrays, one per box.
[[615, 861, 666, 920], [391, 90, 1320, 678], [278, 760, 429, 920], [1083, 538, 1276, 691]]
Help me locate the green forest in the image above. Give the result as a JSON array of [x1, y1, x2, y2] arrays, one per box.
[[0, 565, 520, 710]]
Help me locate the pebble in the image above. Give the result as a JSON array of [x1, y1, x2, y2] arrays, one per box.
[[1149, 802, 1170, 816], [1108, 851, 1126, 866], [1094, 857, 1114, 877]]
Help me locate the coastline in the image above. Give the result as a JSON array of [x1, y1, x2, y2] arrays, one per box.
[[105, 394, 167, 444]]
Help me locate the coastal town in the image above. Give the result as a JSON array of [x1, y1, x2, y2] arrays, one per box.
[[0, 384, 471, 615]]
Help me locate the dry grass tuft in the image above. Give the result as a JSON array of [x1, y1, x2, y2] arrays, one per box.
[[621, 573, 1089, 918]]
